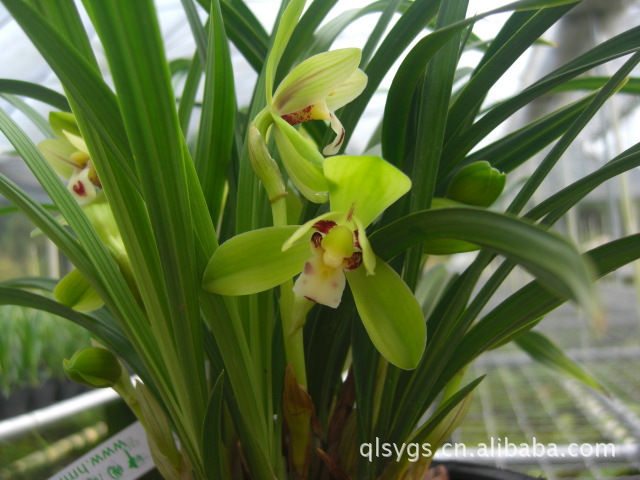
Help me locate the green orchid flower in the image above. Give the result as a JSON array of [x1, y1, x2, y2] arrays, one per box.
[[204, 155, 426, 369], [55, 203, 135, 312], [270, 48, 367, 156], [253, 48, 368, 203], [38, 113, 102, 206]]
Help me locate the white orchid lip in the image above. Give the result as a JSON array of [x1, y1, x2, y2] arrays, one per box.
[[293, 219, 363, 308], [68, 167, 98, 205]]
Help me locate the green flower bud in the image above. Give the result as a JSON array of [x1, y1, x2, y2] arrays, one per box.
[[63, 347, 123, 388], [248, 124, 287, 204], [446, 161, 506, 207]]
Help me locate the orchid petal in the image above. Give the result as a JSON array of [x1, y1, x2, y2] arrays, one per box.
[[272, 48, 361, 115], [346, 257, 426, 370], [203, 226, 311, 296], [265, 0, 306, 105], [38, 138, 77, 179], [272, 116, 329, 204], [354, 216, 376, 275], [292, 255, 346, 308], [282, 211, 344, 252], [325, 69, 367, 112], [54, 268, 104, 312], [272, 115, 325, 167], [324, 155, 411, 227], [322, 111, 346, 156], [62, 130, 89, 154], [49, 111, 81, 139]]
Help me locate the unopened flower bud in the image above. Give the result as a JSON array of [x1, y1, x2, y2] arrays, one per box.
[[64, 347, 123, 388], [248, 124, 287, 204], [446, 161, 506, 207]]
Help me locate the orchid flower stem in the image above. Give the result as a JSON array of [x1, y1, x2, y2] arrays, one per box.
[[113, 377, 144, 426], [279, 280, 308, 388], [270, 186, 308, 388]]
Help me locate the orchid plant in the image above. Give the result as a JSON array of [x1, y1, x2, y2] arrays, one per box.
[[1, 0, 639, 479]]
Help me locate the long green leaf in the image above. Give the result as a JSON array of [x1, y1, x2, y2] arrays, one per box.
[[1, 4, 184, 399], [0, 286, 150, 385], [194, 0, 268, 72], [0, 276, 58, 291], [26, 0, 98, 68], [181, 0, 208, 66], [195, 0, 236, 225], [0, 109, 145, 330], [361, 0, 405, 67], [276, 0, 339, 80], [529, 145, 640, 223], [343, 0, 582, 152], [507, 50, 640, 215], [402, 0, 468, 290], [441, 24, 640, 175], [0, 79, 70, 111], [372, 207, 596, 314], [515, 331, 603, 391], [178, 53, 203, 134], [84, 0, 208, 471], [221, 1, 268, 72], [202, 372, 226, 479], [0, 109, 168, 404], [339, 0, 441, 150], [305, 299, 355, 428], [306, 1, 412, 59], [1, 93, 54, 137], [550, 76, 640, 94], [461, 93, 594, 175], [445, 4, 577, 140], [443, 144, 640, 373], [379, 376, 482, 478], [1, 0, 139, 186], [450, 234, 640, 379]]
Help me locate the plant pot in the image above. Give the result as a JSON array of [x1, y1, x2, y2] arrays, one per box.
[[429, 461, 541, 480]]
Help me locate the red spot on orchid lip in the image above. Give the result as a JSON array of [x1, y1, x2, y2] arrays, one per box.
[[343, 252, 363, 271], [311, 232, 323, 248], [282, 105, 314, 125], [313, 220, 337, 234], [72, 181, 87, 196], [304, 261, 314, 274]]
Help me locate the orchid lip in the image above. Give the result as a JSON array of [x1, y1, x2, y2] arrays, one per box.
[[281, 105, 314, 125]]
